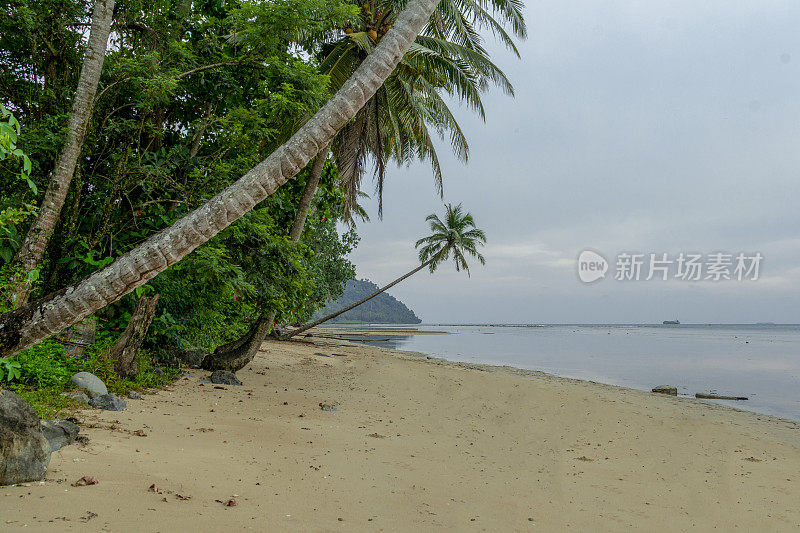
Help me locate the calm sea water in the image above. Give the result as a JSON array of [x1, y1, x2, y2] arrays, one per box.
[[331, 324, 800, 421]]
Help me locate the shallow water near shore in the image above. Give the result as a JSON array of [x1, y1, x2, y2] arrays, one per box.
[[328, 323, 800, 421]]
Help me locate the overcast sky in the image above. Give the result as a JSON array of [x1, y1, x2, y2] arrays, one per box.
[[345, 0, 800, 324]]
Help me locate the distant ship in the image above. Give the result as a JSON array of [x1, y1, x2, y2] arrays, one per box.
[[663, 320, 680, 325]]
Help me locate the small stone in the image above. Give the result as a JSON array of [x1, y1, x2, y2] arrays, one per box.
[[209, 371, 242, 386], [89, 394, 127, 411], [651, 385, 678, 396], [69, 372, 107, 399], [61, 391, 90, 405], [320, 404, 338, 412], [128, 391, 143, 400], [72, 476, 98, 487]]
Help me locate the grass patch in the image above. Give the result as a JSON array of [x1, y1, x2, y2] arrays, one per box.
[[2, 339, 180, 418]]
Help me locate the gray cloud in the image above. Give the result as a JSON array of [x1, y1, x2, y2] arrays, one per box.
[[344, 0, 800, 324]]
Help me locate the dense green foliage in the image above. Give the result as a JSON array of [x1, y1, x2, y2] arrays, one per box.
[[313, 278, 421, 324], [0, 0, 359, 352], [0, 104, 37, 304]]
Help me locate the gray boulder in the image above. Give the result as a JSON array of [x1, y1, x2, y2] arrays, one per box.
[[40, 419, 80, 452], [0, 390, 51, 485], [651, 385, 678, 396], [70, 372, 107, 398], [89, 393, 126, 411], [61, 390, 90, 404], [209, 370, 242, 386]]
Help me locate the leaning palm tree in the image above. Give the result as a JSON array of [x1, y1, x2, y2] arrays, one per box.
[[283, 203, 485, 339], [0, 0, 443, 357], [202, 0, 524, 371]]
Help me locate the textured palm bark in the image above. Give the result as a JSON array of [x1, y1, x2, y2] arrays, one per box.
[[288, 149, 328, 241], [0, 0, 440, 358], [284, 259, 434, 339], [8, 0, 116, 307], [202, 147, 328, 371], [109, 294, 159, 378]]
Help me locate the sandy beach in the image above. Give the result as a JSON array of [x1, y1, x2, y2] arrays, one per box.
[[3, 335, 800, 531]]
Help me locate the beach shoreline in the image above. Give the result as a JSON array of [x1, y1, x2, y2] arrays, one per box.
[[3, 336, 800, 530]]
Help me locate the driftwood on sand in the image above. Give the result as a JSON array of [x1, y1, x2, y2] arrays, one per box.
[[695, 393, 749, 401]]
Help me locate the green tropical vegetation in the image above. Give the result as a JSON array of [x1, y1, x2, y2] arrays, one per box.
[[0, 0, 520, 415]]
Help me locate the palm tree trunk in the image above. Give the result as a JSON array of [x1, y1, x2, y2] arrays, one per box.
[[283, 258, 434, 339], [289, 147, 328, 241], [7, 0, 115, 307], [0, 0, 441, 358], [109, 294, 159, 378], [200, 310, 275, 372], [202, 145, 329, 371]]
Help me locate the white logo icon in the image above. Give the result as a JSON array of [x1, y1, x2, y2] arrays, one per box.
[[577, 250, 608, 283]]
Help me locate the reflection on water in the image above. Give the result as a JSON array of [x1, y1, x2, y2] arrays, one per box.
[[336, 324, 800, 421], [356, 335, 414, 350]]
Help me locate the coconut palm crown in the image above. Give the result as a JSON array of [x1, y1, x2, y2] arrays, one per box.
[[318, 0, 526, 218], [416, 203, 486, 275]]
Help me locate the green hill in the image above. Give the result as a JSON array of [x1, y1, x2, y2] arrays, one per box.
[[313, 279, 422, 324]]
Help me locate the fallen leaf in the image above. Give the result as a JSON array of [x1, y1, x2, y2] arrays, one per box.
[[225, 499, 237, 507], [133, 429, 148, 437], [72, 476, 99, 487], [176, 494, 190, 501]]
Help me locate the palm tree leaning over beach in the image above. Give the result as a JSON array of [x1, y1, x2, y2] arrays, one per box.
[[283, 203, 486, 339], [201, 0, 524, 371], [0, 0, 444, 358]]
